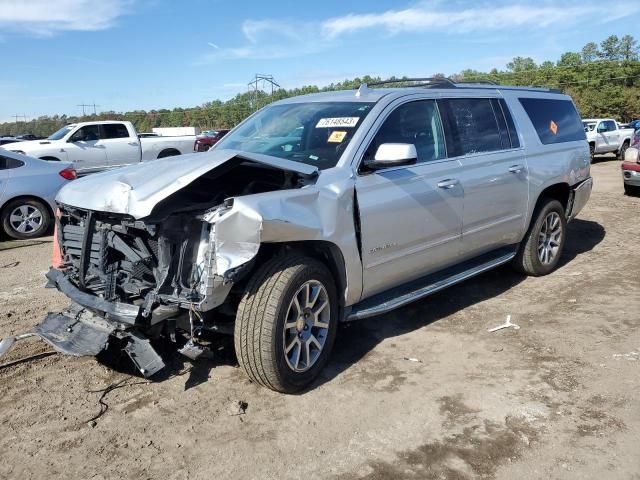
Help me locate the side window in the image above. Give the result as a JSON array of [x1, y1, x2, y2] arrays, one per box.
[[438, 98, 503, 157], [519, 98, 586, 145], [69, 125, 101, 142], [363, 100, 446, 166], [597, 121, 607, 132], [605, 120, 617, 132], [102, 123, 131, 139], [0, 156, 24, 170]]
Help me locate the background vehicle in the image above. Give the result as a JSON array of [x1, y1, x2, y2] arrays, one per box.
[[583, 118, 635, 159], [34, 80, 592, 393], [15, 134, 45, 141], [0, 150, 76, 239], [622, 147, 640, 195], [0, 137, 24, 146], [1, 121, 195, 174], [193, 129, 230, 152]]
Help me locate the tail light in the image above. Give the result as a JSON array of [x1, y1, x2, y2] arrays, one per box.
[[59, 167, 77, 180]]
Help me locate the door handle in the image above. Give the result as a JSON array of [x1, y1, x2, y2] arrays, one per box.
[[508, 164, 524, 173], [437, 178, 459, 189], [128, 142, 139, 146]]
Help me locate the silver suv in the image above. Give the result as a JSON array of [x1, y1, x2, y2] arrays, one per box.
[[34, 79, 593, 392]]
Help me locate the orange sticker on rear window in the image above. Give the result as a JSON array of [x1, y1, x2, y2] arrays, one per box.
[[549, 120, 558, 135], [328, 131, 347, 143]]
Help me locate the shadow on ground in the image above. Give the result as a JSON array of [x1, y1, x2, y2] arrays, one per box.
[[93, 219, 605, 393]]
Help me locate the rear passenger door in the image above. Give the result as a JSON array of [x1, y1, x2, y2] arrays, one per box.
[[355, 98, 464, 298], [439, 97, 527, 259], [102, 123, 141, 167]]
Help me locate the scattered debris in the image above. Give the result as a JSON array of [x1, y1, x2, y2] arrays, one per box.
[[612, 351, 639, 361], [229, 400, 248, 416], [87, 420, 97, 428], [567, 298, 577, 303], [488, 315, 520, 333], [1, 261, 19, 269], [0, 332, 38, 359], [402, 357, 423, 363]]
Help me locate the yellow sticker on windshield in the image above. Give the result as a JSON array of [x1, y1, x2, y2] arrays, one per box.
[[550, 120, 558, 135], [328, 131, 347, 143]]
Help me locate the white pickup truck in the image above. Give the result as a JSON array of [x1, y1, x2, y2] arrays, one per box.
[[1, 121, 195, 173], [582, 118, 635, 159]]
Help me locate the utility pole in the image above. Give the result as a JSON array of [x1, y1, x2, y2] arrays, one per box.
[[77, 103, 98, 116], [247, 74, 280, 112]]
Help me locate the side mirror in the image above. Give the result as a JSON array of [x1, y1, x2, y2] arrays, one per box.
[[624, 147, 640, 163], [366, 143, 418, 170]]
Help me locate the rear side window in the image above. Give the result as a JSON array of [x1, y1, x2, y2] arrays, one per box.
[[519, 98, 586, 145], [499, 99, 520, 148], [0, 156, 24, 170], [438, 98, 502, 156], [102, 123, 130, 139]]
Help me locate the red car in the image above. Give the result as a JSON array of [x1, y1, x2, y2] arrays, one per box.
[[622, 128, 640, 195], [193, 129, 230, 152]]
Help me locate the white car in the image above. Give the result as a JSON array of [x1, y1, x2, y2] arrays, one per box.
[[0, 150, 76, 239], [582, 118, 635, 159], [1, 121, 195, 174]]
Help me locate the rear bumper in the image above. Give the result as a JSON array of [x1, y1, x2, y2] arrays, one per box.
[[568, 177, 593, 221], [46, 268, 140, 325]]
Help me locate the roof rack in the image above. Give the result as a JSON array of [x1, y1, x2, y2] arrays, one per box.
[[366, 77, 457, 88]]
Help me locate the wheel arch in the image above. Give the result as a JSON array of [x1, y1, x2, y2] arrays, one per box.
[[240, 240, 348, 308], [157, 148, 181, 159]]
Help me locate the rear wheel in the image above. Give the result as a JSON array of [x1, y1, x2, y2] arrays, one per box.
[[1, 198, 52, 240], [513, 198, 567, 276], [618, 140, 630, 160], [589, 143, 595, 161], [234, 255, 338, 393]]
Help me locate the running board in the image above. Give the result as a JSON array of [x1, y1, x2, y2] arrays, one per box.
[[346, 248, 517, 321]]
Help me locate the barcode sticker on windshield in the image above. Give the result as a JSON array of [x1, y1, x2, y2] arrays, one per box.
[[316, 117, 360, 128]]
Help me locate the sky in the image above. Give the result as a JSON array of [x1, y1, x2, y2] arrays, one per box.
[[1, 0, 640, 122]]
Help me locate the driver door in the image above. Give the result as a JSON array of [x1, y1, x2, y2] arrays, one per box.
[[355, 99, 464, 298], [66, 125, 107, 172]]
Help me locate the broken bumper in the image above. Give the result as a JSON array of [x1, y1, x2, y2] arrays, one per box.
[[32, 306, 165, 377], [46, 268, 140, 325]]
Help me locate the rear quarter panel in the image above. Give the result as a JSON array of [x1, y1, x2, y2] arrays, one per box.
[[503, 91, 591, 233], [140, 136, 197, 161]]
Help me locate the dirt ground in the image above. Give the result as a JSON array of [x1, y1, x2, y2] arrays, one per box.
[[0, 159, 638, 480]]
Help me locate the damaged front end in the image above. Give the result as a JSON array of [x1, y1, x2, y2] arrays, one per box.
[[37, 152, 318, 377]]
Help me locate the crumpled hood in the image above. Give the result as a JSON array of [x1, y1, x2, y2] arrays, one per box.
[[56, 148, 318, 219]]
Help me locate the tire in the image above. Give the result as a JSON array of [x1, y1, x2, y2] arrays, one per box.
[[234, 255, 338, 393], [513, 198, 567, 276], [624, 184, 639, 196], [589, 143, 595, 161], [618, 141, 630, 160], [1, 198, 52, 240]]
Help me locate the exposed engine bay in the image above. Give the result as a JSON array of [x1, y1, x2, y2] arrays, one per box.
[[39, 159, 314, 375]]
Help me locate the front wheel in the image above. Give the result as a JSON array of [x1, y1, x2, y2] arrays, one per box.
[[234, 255, 338, 393], [513, 198, 567, 276]]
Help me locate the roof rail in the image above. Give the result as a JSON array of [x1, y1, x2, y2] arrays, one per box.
[[366, 77, 457, 88], [455, 80, 499, 85]]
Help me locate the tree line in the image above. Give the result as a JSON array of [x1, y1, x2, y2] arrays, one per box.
[[2, 35, 640, 138]]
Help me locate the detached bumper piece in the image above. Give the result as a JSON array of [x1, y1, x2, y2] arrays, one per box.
[[33, 306, 165, 378]]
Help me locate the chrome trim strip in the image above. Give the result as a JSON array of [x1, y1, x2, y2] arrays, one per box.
[[347, 251, 516, 321]]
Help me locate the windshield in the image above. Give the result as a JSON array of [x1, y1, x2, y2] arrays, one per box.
[[215, 101, 375, 170], [582, 121, 596, 132], [48, 125, 75, 140]]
